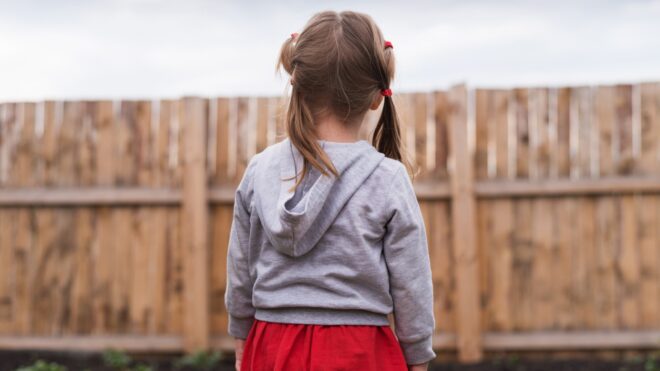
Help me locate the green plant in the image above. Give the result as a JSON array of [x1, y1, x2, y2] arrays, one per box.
[[102, 349, 133, 370], [491, 354, 510, 367], [507, 354, 520, 365], [175, 350, 222, 370], [130, 365, 153, 371], [646, 354, 658, 371], [629, 355, 645, 364], [15, 360, 68, 371]]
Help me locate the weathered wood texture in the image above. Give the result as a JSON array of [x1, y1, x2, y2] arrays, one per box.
[[0, 82, 659, 361]]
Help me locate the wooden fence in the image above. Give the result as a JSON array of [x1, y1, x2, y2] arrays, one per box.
[[0, 82, 659, 362]]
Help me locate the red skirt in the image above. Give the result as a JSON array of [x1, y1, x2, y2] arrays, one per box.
[[240, 319, 408, 371]]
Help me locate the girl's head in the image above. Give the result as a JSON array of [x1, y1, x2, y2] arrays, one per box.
[[277, 10, 412, 190]]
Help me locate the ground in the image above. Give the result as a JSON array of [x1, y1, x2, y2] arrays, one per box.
[[1, 350, 657, 371]]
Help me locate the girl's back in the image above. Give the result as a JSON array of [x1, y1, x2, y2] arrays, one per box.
[[225, 10, 437, 370]]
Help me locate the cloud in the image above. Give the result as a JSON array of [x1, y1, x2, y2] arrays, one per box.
[[0, 0, 659, 100]]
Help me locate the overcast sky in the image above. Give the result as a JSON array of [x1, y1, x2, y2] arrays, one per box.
[[2, 0, 660, 101]]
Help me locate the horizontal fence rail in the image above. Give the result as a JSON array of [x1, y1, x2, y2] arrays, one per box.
[[0, 82, 659, 362]]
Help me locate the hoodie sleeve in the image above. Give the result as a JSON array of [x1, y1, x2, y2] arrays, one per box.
[[382, 163, 437, 365], [224, 156, 259, 340]]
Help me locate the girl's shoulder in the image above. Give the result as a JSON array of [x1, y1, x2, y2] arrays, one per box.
[[364, 157, 411, 199], [242, 138, 285, 178], [371, 156, 408, 188], [377, 156, 406, 177]]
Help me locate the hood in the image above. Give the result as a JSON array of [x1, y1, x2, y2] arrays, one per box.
[[253, 137, 385, 258]]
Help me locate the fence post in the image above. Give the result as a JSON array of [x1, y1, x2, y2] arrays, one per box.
[[181, 97, 210, 352], [448, 84, 483, 362]]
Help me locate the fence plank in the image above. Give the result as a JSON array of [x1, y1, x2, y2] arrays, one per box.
[[449, 84, 482, 362], [597, 86, 616, 177], [399, 94, 415, 167], [274, 96, 287, 142], [514, 89, 529, 179], [181, 97, 210, 351], [475, 89, 489, 180], [531, 198, 554, 329], [477, 200, 490, 330], [639, 83, 660, 174], [149, 101, 169, 334], [434, 92, 450, 179], [214, 98, 229, 185], [553, 198, 586, 329], [536, 88, 551, 178], [620, 195, 641, 329], [489, 199, 513, 331], [429, 201, 454, 334], [595, 196, 618, 329], [493, 90, 508, 179], [166, 208, 184, 335], [511, 199, 533, 330], [0, 208, 11, 333], [210, 206, 232, 334], [71, 207, 94, 334], [578, 198, 597, 328], [556, 88, 571, 177], [256, 97, 269, 153], [615, 85, 634, 174], [414, 92, 428, 179], [131, 101, 152, 333], [638, 195, 659, 327], [576, 87, 594, 178]]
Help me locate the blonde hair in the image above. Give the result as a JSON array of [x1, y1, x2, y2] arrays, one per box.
[[277, 10, 413, 191]]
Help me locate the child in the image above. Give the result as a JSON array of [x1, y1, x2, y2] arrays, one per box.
[[225, 10, 436, 371]]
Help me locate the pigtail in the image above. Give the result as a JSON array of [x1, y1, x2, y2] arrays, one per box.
[[285, 86, 340, 193], [373, 95, 415, 180], [277, 31, 340, 193], [373, 95, 401, 160], [276, 33, 296, 75], [371, 33, 416, 180]]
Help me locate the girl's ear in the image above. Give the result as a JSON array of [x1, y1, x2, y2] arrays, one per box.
[[370, 94, 383, 110]]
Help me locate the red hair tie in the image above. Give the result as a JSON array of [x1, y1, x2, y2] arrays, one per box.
[[381, 88, 392, 97], [384, 40, 393, 49], [291, 32, 299, 39]]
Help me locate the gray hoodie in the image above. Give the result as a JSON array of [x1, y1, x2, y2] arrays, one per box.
[[224, 137, 437, 365]]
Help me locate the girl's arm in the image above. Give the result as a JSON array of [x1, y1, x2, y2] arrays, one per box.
[[382, 163, 437, 367], [234, 338, 246, 371], [225, 157, 259, 341]]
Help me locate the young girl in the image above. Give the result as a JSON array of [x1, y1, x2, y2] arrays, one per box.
[[225, 10, 436, 371]]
